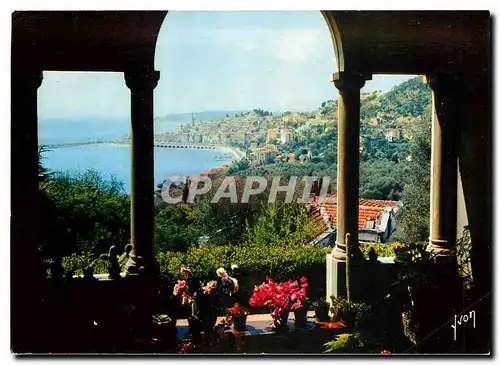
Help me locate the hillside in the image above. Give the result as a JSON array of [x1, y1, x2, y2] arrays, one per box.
[[222, 76, 432, 201]]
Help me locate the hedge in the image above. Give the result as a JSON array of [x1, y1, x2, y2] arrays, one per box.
[[359, 241, 428, 259], [61, 252, 109, 276], [156, 243, 330, 304], [60, 242, 426, 309], [61, 243, 330, 308], [359, 243, 395, 259]]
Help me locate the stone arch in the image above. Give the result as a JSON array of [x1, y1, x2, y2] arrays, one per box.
[[320, 11, 344, 73], [155, 11, 343, 75]]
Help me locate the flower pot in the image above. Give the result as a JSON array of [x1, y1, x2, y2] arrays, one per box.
[[314, 305, 330, 322], [233, 315, 248, 331], [294, 307, 308, 328], [272, 310, 289, 332]]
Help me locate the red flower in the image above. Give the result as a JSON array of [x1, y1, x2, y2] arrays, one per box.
[[380, 350, 391, 355], [227, 302, 248, 317]]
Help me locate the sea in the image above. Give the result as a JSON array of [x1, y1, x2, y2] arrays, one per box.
[[38, 118, 234, 193]]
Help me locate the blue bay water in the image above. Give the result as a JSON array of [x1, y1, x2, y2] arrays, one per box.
[[39, 118, 233, 192], [38, 117, 181, 145]]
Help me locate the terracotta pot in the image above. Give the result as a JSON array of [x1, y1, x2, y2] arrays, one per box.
[[294, 307, 308, 328], [233, 315, 248, 331]]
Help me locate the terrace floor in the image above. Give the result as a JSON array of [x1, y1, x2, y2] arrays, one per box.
[[174, 311, 346, 354]]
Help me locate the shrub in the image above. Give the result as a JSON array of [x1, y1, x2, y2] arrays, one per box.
[[61, 252, 108, 277], [359, 241, 428, 259], [324, 333, 357, 353], [359, 243, 395, 258]]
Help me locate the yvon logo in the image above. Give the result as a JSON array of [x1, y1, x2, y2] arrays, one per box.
[[451, 310, 476, 341]]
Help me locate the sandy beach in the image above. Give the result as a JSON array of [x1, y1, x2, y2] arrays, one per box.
[[218, 146, 245, 160]]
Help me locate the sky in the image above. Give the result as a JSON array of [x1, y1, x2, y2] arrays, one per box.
[[38, 11, 414, 119]]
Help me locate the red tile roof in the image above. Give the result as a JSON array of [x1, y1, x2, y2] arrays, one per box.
[[310, 195, 397, 230], [321, 204, 384, 230], [312, 194, 396, 208], [310, 206, 329, 237]]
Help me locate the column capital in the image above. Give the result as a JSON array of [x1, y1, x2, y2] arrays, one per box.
[[424, 72, 463, 94], [124, 70, 160, 91], [331, 72, 371, 91]]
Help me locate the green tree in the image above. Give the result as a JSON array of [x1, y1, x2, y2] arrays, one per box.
[[398, 104, 432, 242], [155, 204, 201, 252], [245, 203, 322, 246], [40, 169, 130, 257]]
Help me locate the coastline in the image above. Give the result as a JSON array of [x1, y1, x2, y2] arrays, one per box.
[[218, 146, 245, 161], [45, 141, 245, 160]]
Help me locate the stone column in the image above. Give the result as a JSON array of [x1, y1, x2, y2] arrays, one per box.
[[426, 74, 460, 257], [326, 72, 369, 300], [332, 72, 369, 260], [11, 69, 44, 351], [11, 70, 44, 285], [124, 70, 160, 276]]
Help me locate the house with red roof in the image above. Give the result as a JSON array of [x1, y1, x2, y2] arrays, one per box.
[[385, 129, 402, 142], [310, 194, 399, 245]]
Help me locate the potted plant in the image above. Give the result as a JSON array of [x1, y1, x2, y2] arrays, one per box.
[[329, 295, 341, 322], [313, 297, 331, 322], [173, 266, 240, 343], [293, 299, 309, 328], [335, 297, 371, 329], [395, 243, 439, 345], [290, 277, 309, 328], [249, 276, 308, 332], [249, 276, 288, 332], [226, 302, 249, 331]]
